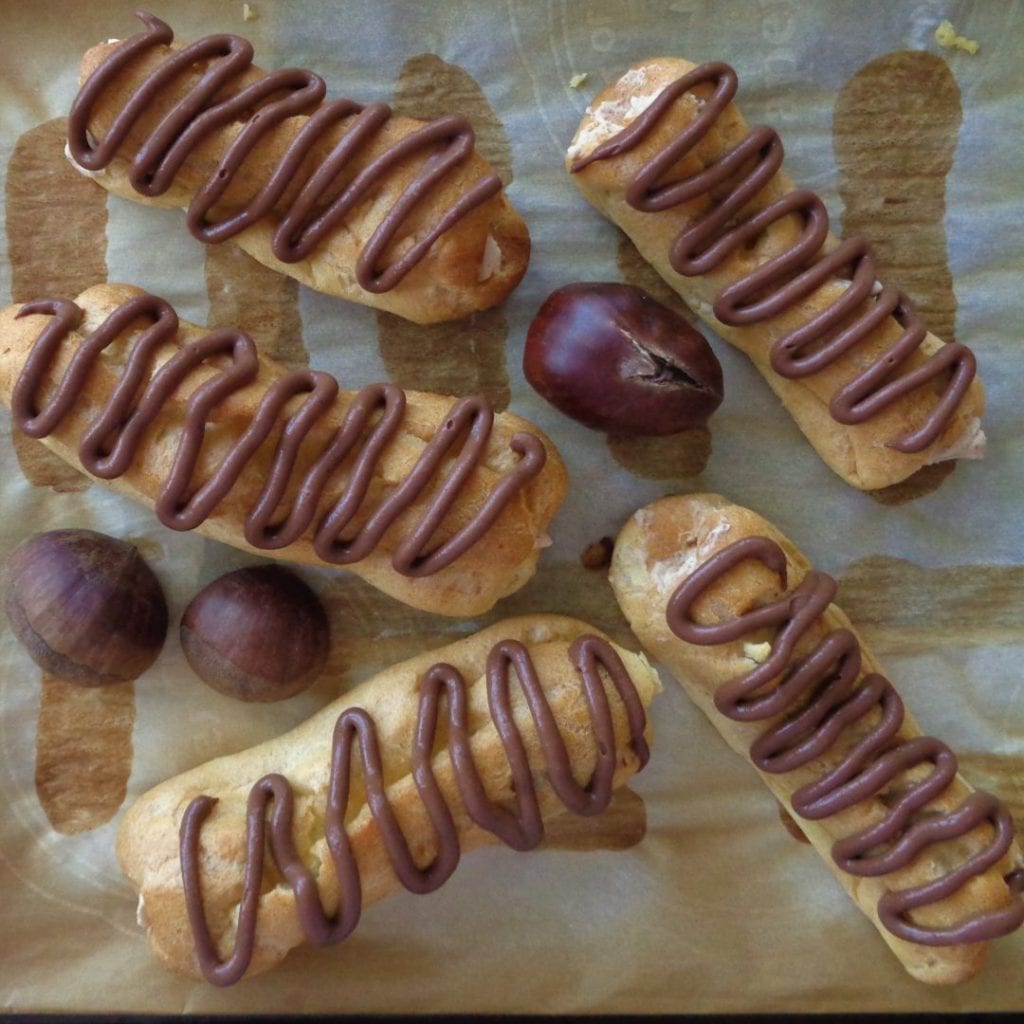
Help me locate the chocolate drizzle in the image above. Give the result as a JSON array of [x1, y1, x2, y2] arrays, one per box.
[[665, 536, 1024, 946], [571, 62, 977, 453], [67, 11, 503, 292], [179, 634, 650, 986], [13, 294, 545, 576]]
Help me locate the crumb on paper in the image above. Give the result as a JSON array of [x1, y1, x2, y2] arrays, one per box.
[[243, 2, 258, 21], [934, 20, 979, 54], [743, 641, 772, 664], [580, 536, 614, 571], [569, 72, 588, 89]]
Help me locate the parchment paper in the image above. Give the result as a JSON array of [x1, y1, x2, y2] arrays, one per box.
[[1, 0, 1022, 1013]]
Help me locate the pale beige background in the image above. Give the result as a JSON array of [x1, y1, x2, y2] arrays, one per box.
[[1, 0, 1022, 1014]]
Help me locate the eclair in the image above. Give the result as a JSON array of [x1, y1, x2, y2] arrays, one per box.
[[568, 60, 985, 491], [0, 284, 567, 616], [116, 615, 660, 983], [610, 493, 1023, 985], [66, 11, 530, 324]]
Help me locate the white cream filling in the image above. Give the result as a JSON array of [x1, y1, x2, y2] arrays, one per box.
[[927, 415, 987, 463], [477, 233, 501, 282], [64, 140, 102, 178], [647, 517, 731, 598], [743, 641, 772, 664], [566, 67, 668, 163]]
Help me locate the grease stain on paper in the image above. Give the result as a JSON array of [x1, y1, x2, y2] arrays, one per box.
[[35, 674, 135, 835], [613, 233, 711, 480], [205, 243, 308, 370], [834, 51, 963, 505], [375, 55, 512, 408], [5, 116, 105, 494]]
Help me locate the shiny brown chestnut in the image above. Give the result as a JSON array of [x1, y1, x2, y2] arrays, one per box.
[[524, 282, 723, 435], [181, 565, 330, 702], [4, 529, 168, 686]]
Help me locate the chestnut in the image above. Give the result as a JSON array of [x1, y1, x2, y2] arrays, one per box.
[[523, 282, 724, 435], [4, 529, 168, 686], [181, 565, 330, 702]]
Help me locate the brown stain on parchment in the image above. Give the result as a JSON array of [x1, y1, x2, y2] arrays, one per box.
[[867, 460, 957, 506], [616, 232, 698, 326], [838, 556, 1024, 655], [835, 51, 962, 342], [777, 802, 811, 844], [374, 307, 511, 409], [542, 787, 646, 851], [320, 560, 633, 685], [392, 55, 513, 184], [607, 429, 711, 480], [205, 244, 307, 370], [834, 51, 963, 504], [35, 674, 135, 835], [612, 233, 712, 480], [374, 55, 511, 408], [320, 559, 644, 851], [5, 116, 104, 494]]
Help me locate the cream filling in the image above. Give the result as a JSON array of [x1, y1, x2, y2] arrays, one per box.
[[566, 67, 668, 163], [927, 415, 986, 463], [478, 233, 501, 282], [743, 641, 772, 664], [645, 516, 732, 598], [64, 140, 102, 177]]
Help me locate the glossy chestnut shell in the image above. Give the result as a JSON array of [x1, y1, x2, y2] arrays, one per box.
[[4, 529, 168, 686], [524, 282, 724, 435], [181, 565, 330, 702]]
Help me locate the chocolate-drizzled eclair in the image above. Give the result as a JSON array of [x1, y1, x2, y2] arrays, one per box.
[[66, 12, 530, 324], [568, 59, 985, 491], [610, 493, 1023, 985], [116, 616, 660, 983], [0, 284, 567, 615]]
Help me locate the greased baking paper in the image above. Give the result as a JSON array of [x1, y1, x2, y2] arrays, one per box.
[[0, 0, 1021, 1013]]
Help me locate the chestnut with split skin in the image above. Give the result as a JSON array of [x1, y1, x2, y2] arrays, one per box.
[[524, 282, 723, 436]]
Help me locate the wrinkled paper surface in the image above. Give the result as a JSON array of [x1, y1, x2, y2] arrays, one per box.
[[1, 0, 1022, 1013]]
